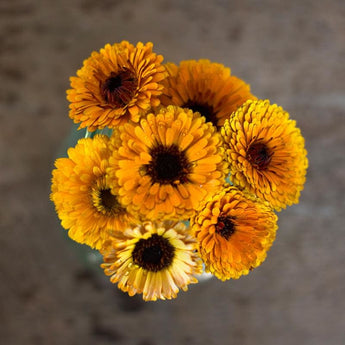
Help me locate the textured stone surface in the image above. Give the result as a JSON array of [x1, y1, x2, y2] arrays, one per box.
[[1, 1, 345, 344]]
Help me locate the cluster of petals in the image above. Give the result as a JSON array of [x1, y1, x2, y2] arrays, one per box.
[[160, 59, 256, 129], [191, 186, 278, 280], [107, 105, 228, 221], [50, 135, 135, 250], [67, 41, 167, 131], [101, 221, 202, 301], [221, 99, 308, 211]]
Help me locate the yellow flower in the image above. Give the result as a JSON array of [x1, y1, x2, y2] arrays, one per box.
[[107, 105, 228, 221], [67, 41, 167, 132], [50, 135, 136, 250], [191, 186, 278, 281], [221, 99, 308, 211], [101, 221, 202, 301], [160, 59, 256, 129]]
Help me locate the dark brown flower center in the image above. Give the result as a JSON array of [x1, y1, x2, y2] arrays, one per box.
[[95, 188, 125, 216], [100, 68, 137, 107], [99, 189, 118, 211], [132, 234, 175, 272], [145, 144, 191, 185], [215, 216, 236, 240], [247, 142, 272, 170], [183, 100, 217, 126]]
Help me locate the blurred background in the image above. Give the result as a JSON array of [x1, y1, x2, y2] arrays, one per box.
[[1, 0, 344, 344]]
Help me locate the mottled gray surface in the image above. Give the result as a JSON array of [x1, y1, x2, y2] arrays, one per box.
[[1, 0, 345, 344]]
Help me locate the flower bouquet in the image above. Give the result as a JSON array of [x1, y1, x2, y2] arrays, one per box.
[[51, 41, 308, 301]]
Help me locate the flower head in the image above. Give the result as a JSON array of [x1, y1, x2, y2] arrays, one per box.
[[50, 135, 136, 249], [191, 186, 278, 280], [101, 221, 202, 301], [67, 41, 167, 131], [160, 60, 256, 129], [107, 105, 228, 221], [221, 99, 308, 211]]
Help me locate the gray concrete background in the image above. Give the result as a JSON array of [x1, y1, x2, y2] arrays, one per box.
[[1, 0, 345, 344]]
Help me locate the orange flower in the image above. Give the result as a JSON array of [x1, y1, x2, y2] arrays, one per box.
[[50, 135, 136, 249], [160, 59, 256, 129], [67, 41, 167, 131], [221, 99, 308, 211], [191, 186, 278, 280], [107, 105, 228, 221]]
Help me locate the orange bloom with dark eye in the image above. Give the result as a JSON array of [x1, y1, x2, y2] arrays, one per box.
[[50, 135, 136, 250], [67, 41, 167, 131], [191, 186, 278, 281], [221, 99, 308, 211], [160, 59, 256, 129], [107, 105, 228, 221]]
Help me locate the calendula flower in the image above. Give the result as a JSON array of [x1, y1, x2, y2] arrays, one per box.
[[221, 99, 308, 211], [160, 59, 256, 129], [191, 186, 278, 281], [67, 41, 167, 131], [107, 105, 228, 221], [50, 135, 136, 250], [101, 221, 202, 301]]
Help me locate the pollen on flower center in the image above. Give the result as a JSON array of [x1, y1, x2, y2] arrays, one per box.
[[184, 101, 216, 126], [215, 216, 236, 240], [247, 142, 272, 170], [100, 69, 137, 107], [145, 144, 190, 185], [132, 234, 175, 272]]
